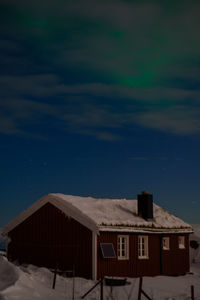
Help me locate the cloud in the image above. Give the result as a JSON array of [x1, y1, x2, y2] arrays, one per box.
[[136, 106, 200, 135], [0, 96, 57, 138], [46, 0, 200, 90], [0, 1, 200, 139], [1, 1, 200, 85], [0, 116, 22, 135], [68, 127, 121, 141], [1, 74, 200, 104], [0, 72, 199, 139], [0, 74, 61, 97], [1, 0, 200, 86]]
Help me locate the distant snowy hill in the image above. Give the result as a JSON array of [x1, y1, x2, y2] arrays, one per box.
[[190, 224, 200, 263], [0, 228, 6, 250], [191, 224, 200, 240]]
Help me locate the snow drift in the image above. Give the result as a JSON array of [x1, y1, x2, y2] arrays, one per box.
[[0, 256, 200, 300], [0, 257, 18, 291]]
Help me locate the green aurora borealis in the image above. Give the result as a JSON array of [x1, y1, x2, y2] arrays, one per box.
[[3, 0, 199, 92]]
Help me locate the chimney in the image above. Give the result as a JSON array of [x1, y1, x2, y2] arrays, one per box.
[[137, 191, 153, 220]]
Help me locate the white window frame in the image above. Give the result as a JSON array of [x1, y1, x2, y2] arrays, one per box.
[[178, 236, 185, 249], [117, 235, 129, 260], [162, 237, 170, 250], [138, 235, 149, 259]]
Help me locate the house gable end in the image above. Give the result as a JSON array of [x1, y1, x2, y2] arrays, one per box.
[[7, 202, 93, 278], [3, 194, 99, 236]]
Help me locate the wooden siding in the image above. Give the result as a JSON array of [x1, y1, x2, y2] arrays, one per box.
[[7, 202, 92, 279], [162, 234, 190, 275], [6, 202, 190, 279], [97, 232, 190, 279]]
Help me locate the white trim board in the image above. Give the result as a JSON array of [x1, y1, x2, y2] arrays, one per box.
[[99, 226, 193, 234], [92, 232, 97, 280]]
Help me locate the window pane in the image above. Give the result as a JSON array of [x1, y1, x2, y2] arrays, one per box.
[[178, 236, 185, 249], [162, 237, 170, 250], [117, 235, 129, 259], [138, 236, 148, 259]]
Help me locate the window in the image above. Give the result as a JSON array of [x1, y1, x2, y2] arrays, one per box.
[[100, 243, 116, 258], [117, 235, 129, 260], [178, 236, 185, 249], [138, 236, 148, 259], [162, 237, 170, 250]]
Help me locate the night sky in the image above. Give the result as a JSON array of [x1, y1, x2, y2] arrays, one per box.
[[1, 0, 200, 227]]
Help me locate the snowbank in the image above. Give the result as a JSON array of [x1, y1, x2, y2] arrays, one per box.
[[0, 257, 18, 291], [1, 224, 200, 299], [0, 258, 69, 300], [1, 257, 200, 300]]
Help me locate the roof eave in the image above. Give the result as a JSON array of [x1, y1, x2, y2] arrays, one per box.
[[99, 225, 193, 234]]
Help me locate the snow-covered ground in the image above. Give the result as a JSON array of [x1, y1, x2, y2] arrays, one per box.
[[1, 257, 200, 300], [1, 224, 200, 300]]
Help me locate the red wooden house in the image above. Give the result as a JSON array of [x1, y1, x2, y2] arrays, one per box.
[[2, 192, 193, 279]]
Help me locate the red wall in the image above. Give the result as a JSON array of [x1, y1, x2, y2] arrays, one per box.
[[7, 203, 93, 279], [162, 235, 190, 275], [7, 203, 190, 279], [97, 232, 190, 279]]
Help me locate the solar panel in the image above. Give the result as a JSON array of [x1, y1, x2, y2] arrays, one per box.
[[100, 243, 116, 258]]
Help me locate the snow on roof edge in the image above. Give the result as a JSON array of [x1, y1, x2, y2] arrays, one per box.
[[49, 194, 99, 233], [99, 225, 193, 234], [2, 194, 99, 236], [52, 193, 192, 230], [2, 193, 193, 235]]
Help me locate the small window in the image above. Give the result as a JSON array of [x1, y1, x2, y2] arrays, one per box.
[[178, 236, 185, 249], [138, 236, 148, 259], [100, 243, 116, 258], [162, 237, 170, 250], [117, 235, 129, 260]]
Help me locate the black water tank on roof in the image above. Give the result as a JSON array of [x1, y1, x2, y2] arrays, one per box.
[[137, 191, 153, 220]]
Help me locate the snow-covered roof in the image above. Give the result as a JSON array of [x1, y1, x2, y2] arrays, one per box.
[[3, 193, 193, 235]]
